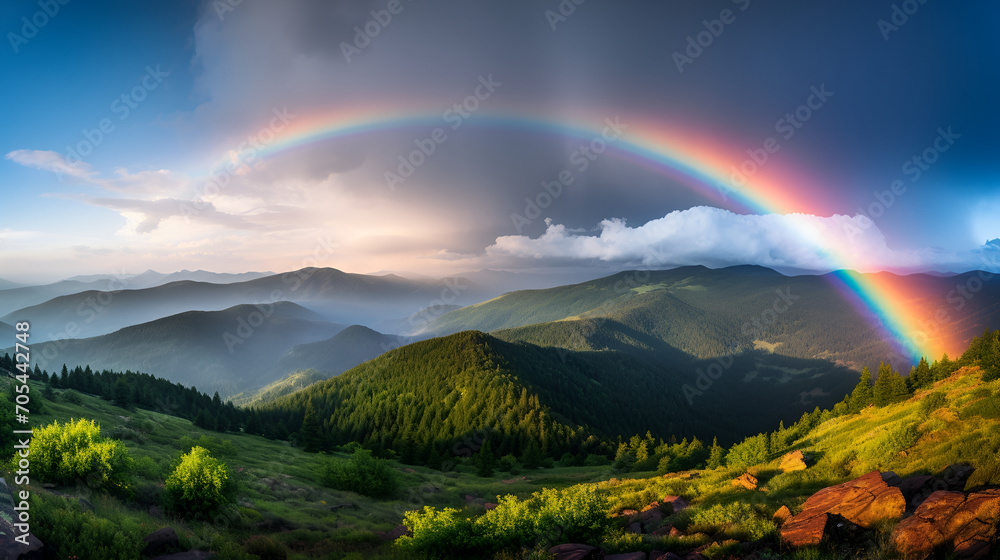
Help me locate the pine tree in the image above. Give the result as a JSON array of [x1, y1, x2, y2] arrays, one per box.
[[848, 367, 874, 413], [707, 437, 726, 469], [476, 439, 496, 477], [873, 362, 906, 407], [521, 440, 543, 470], [300, 399, 321, 452]]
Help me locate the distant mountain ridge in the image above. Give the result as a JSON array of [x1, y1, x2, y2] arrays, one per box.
[[422, 266, 1000, 370], [12, 302, 344, 396], [1, 267, 491, 342]]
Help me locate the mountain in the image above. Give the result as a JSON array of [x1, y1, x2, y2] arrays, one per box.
[[230, 369, 330, 407], [0, 321, 13, 348], [421, 266, 1000, 371], [2, 267, 492, 342], [266, 324, 411, 380], [0, 278, 21, 290], [262, 330, 858, 456], [13, 302, 344, 396]]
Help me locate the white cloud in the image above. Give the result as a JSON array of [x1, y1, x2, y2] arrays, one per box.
[[5, 149, 96, 181], [485, 206, 980, 273]]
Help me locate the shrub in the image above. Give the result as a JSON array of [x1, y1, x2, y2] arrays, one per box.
[[244, 535, 287, 560], [960, 393, 1000, 420], [398, 485, 612, 557], [61, 389, 83, 404], [32, 418, 133, 492], [398, 506, 479, 556], [498, 453, 520, 474], [32, 493, 142, 560], [726, 434, 769, 470], [689, 502, 777, 541], [920, 392, 948, 416], [321, 448, 398, 499], [163, 446, 234, 515]]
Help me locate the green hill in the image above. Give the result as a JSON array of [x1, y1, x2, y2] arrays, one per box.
[[230, 369, 330, 407], [424, 266, 1000, 371], [261, 330, 858, 459], [17, 302, 344, 397], [266, 324, 409, 380]]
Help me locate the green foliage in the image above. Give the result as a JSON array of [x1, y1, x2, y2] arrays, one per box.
[[475, 439, 496, 477], [959, 391, 1000, 420], [848, 367, 874, 413], [873, 362, 908, 407], [32, 418, 133, 491], [299, 398, 322, 452], [62, 389, 83, 404], [707, 437, 726, 470], [398, 486, 611, 557], [498, 453, 520, 474], [726, 433, 770, 470], [31, 493, 143, 560], [920, 392, 948, 416], [688, 502, 778, 541], [243, 535, 288, 560], [163, 445, 234, 516], [322, 448, 399, 499]]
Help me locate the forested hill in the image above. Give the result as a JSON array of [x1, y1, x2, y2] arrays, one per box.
[[420, 266, 1000, 370], [259, 330, 857, 461]]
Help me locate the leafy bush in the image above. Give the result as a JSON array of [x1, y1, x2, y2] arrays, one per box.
[[960, 393, 1000, 420], [61, 389, 83, 404], [32, 418, 133, 492], [32, 493, 143, 560], [163, 445, 234, 515], [726, 434, 769, 470], [398, 485, 612, 557], [920, 392, 948, 416], [322, 448, 398, 499], [244, 535, 287, 559], [688, 502, 778, 541], [498, 453, 520, 474]]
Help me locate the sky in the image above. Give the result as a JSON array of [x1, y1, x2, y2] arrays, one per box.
[[1, 0, 999, 284]]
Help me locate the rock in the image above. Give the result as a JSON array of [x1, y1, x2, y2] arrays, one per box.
[[651, 552, 684, 560], [939, 464, 975, 491], [641, 501, 661, 512], [780, 450, 810, 472], [384, 525, 411, 540], [639, 507, 666, 527], [485, 502, 498, 510], [669, 527, 685, 537], [142, 527, 180, 557], [650, 524, 673, 536], [0, 477, 45, 560], [549, 543, 601, 560], [732, 473, 758, 491], [626, 521, 643, 533], [606, 553, 646, 560], [151, 552, 215, 560], [773, 505, 793, 524], [662, 495, 689, 514], [618, 508, 639, 519], [781, 511, 829, 547], [782, 471, 906, 547], [890, 488, 1000, 560], [881, 471, 904, 487], [899, 475, 935, 504], [403, 468, 416, 473]]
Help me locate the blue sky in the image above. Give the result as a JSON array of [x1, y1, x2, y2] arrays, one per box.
[[1, 0, 998, 283]]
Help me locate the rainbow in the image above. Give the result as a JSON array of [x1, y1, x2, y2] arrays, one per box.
[[210, 104, 942, 363]]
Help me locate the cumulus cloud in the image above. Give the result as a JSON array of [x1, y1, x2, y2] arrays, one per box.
[[485, 207, 975, 273]]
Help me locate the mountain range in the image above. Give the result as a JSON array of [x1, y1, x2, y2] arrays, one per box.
[[421, 266, 1000, 371], [1, 267, 490, 342]]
